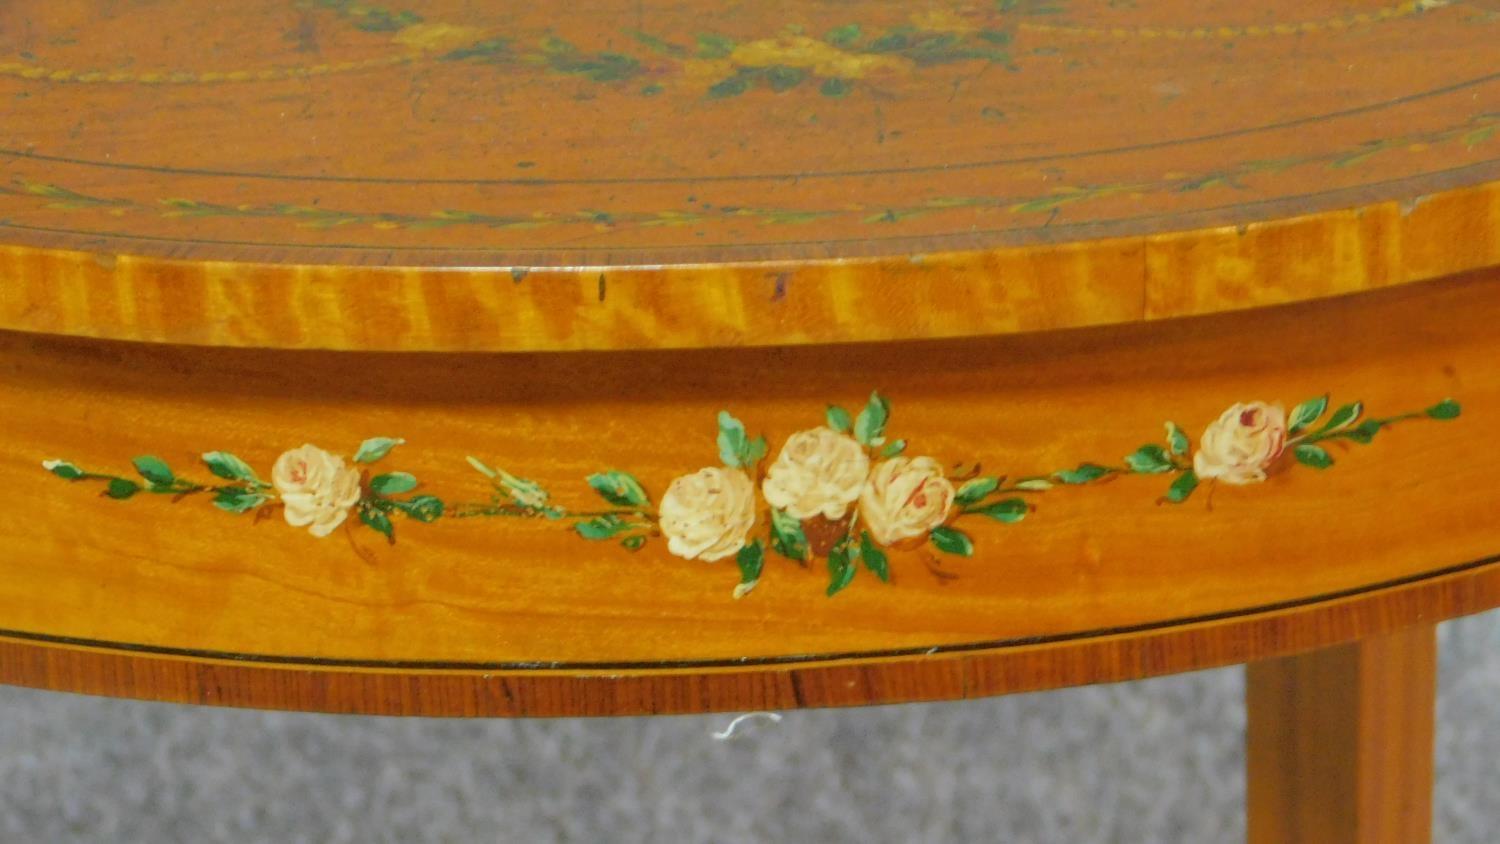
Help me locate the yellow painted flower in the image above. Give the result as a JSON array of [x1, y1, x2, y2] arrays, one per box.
[[729, 35, 913, 79], [392, 23, 485, 52], [683, 58, 737, 81], [911, 8, 981, 34]]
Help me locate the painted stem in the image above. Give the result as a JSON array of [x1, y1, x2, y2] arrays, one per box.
[[1293, 412, 1423, 446], [450, 502, 657, 521]]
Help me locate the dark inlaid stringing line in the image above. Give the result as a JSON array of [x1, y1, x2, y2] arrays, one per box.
[[2, 159, 1498, 258], [2, 70, 1498, 187], [1, 553, 1496, 673]]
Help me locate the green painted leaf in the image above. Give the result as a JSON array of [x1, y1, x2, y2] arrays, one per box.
[[1463, 125, 1497, 148], [105, 478, 140, 499], [42, 459, 84, 480], [1124, 444, 1174, 474], [132, 455, 175, 486], [1345, 419, 1384, 444], [970, 497, 1028, 523], [202, 451, 260, 484], [397, 495, 445, 523], [1288, 396, 1329, 434], [621, 534, 648, 552], [1015, 478, 1053, 491], [769, 508, 810, 562], [716, 411, 767, 468], [737, 539, 765, 584], [696, 32, 736, 59], [1163, 470, 1199, 504], [1427, 398, 1461, 420], [954, 477, 999, 506], [880, 439, 907, 458], [353, 437, 405, 464], [629, 30, 687, 58], [361, 508, 394, 541], [853, 391, 891, 446], [1331, 149, 1379, 169], [1165, 422, 1190, 456], [213, 487, 268, 514], [1294, 443, 1334, 469], [766, 65, 806, 92], [1053, 463, 1111, 485], [575, 514, 631, 540], [586, 470, 650, 507], [826, 405, 853, 433], [717, 411, 749, 467], [820, 78, 851, 97], [826, 23, 862, 46], [742, 434, 769, 466], [1323, 401, 1364, 431], [707, 75, 748, 99], [826, 544, 857, 597], [540, 36, 574, 55], [370, 472, 418, 495], [859, 532, 889, 582], [929, 526, 974, 557]]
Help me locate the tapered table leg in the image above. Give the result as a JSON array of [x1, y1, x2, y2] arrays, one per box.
[[1246, 625, 1437, 844]]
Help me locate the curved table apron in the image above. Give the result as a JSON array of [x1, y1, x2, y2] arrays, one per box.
[[2, 271, 1497, 715]]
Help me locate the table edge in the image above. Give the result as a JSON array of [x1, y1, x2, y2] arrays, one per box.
[[4, 554, 1495, 717], [2, 176, 1497, 353]]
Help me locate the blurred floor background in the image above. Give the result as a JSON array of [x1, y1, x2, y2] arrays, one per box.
[[1, 611, 1496, 843]]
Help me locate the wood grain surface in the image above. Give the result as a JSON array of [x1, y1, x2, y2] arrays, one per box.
[[1247, 625, 1437, 844], [1, 0, 1499, 350], [0, 267, 1496, 715]]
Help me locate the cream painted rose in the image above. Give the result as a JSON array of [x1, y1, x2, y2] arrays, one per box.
[[859, 456, 956, 545], [272, 444, 363, 537], [658, 467, 756, 562], [1193, 402, 1289, 485], [761, 427, 871, 520]]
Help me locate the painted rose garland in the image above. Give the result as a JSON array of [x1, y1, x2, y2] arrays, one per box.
[[1042, 394, 1463, 507], [42, 437, 443, 560], [42, 391, 1462, 597]]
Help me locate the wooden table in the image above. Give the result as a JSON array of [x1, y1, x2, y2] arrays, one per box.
[[2, 1, 1497, 840]]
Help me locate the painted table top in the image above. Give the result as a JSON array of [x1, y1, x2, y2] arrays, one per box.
[[1, 0, 1499, 351]]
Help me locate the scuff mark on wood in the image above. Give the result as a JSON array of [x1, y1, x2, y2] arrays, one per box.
[[770, 272, 790, 302]]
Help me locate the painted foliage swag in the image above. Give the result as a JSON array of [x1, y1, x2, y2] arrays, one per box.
[[43, 391, 1461, 599]]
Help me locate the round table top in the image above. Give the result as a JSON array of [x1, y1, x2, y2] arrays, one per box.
[[2, 0, 1499, 351]]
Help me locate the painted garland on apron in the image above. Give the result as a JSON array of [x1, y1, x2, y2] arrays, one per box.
[[41, 391, 1462, 598]]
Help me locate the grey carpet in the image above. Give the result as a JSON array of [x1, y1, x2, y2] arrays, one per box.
[[1, 611, 1496, 843]]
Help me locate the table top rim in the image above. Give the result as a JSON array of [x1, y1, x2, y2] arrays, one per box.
[[4, 0, 1500, 350], [3, 172, 1498, 353]]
